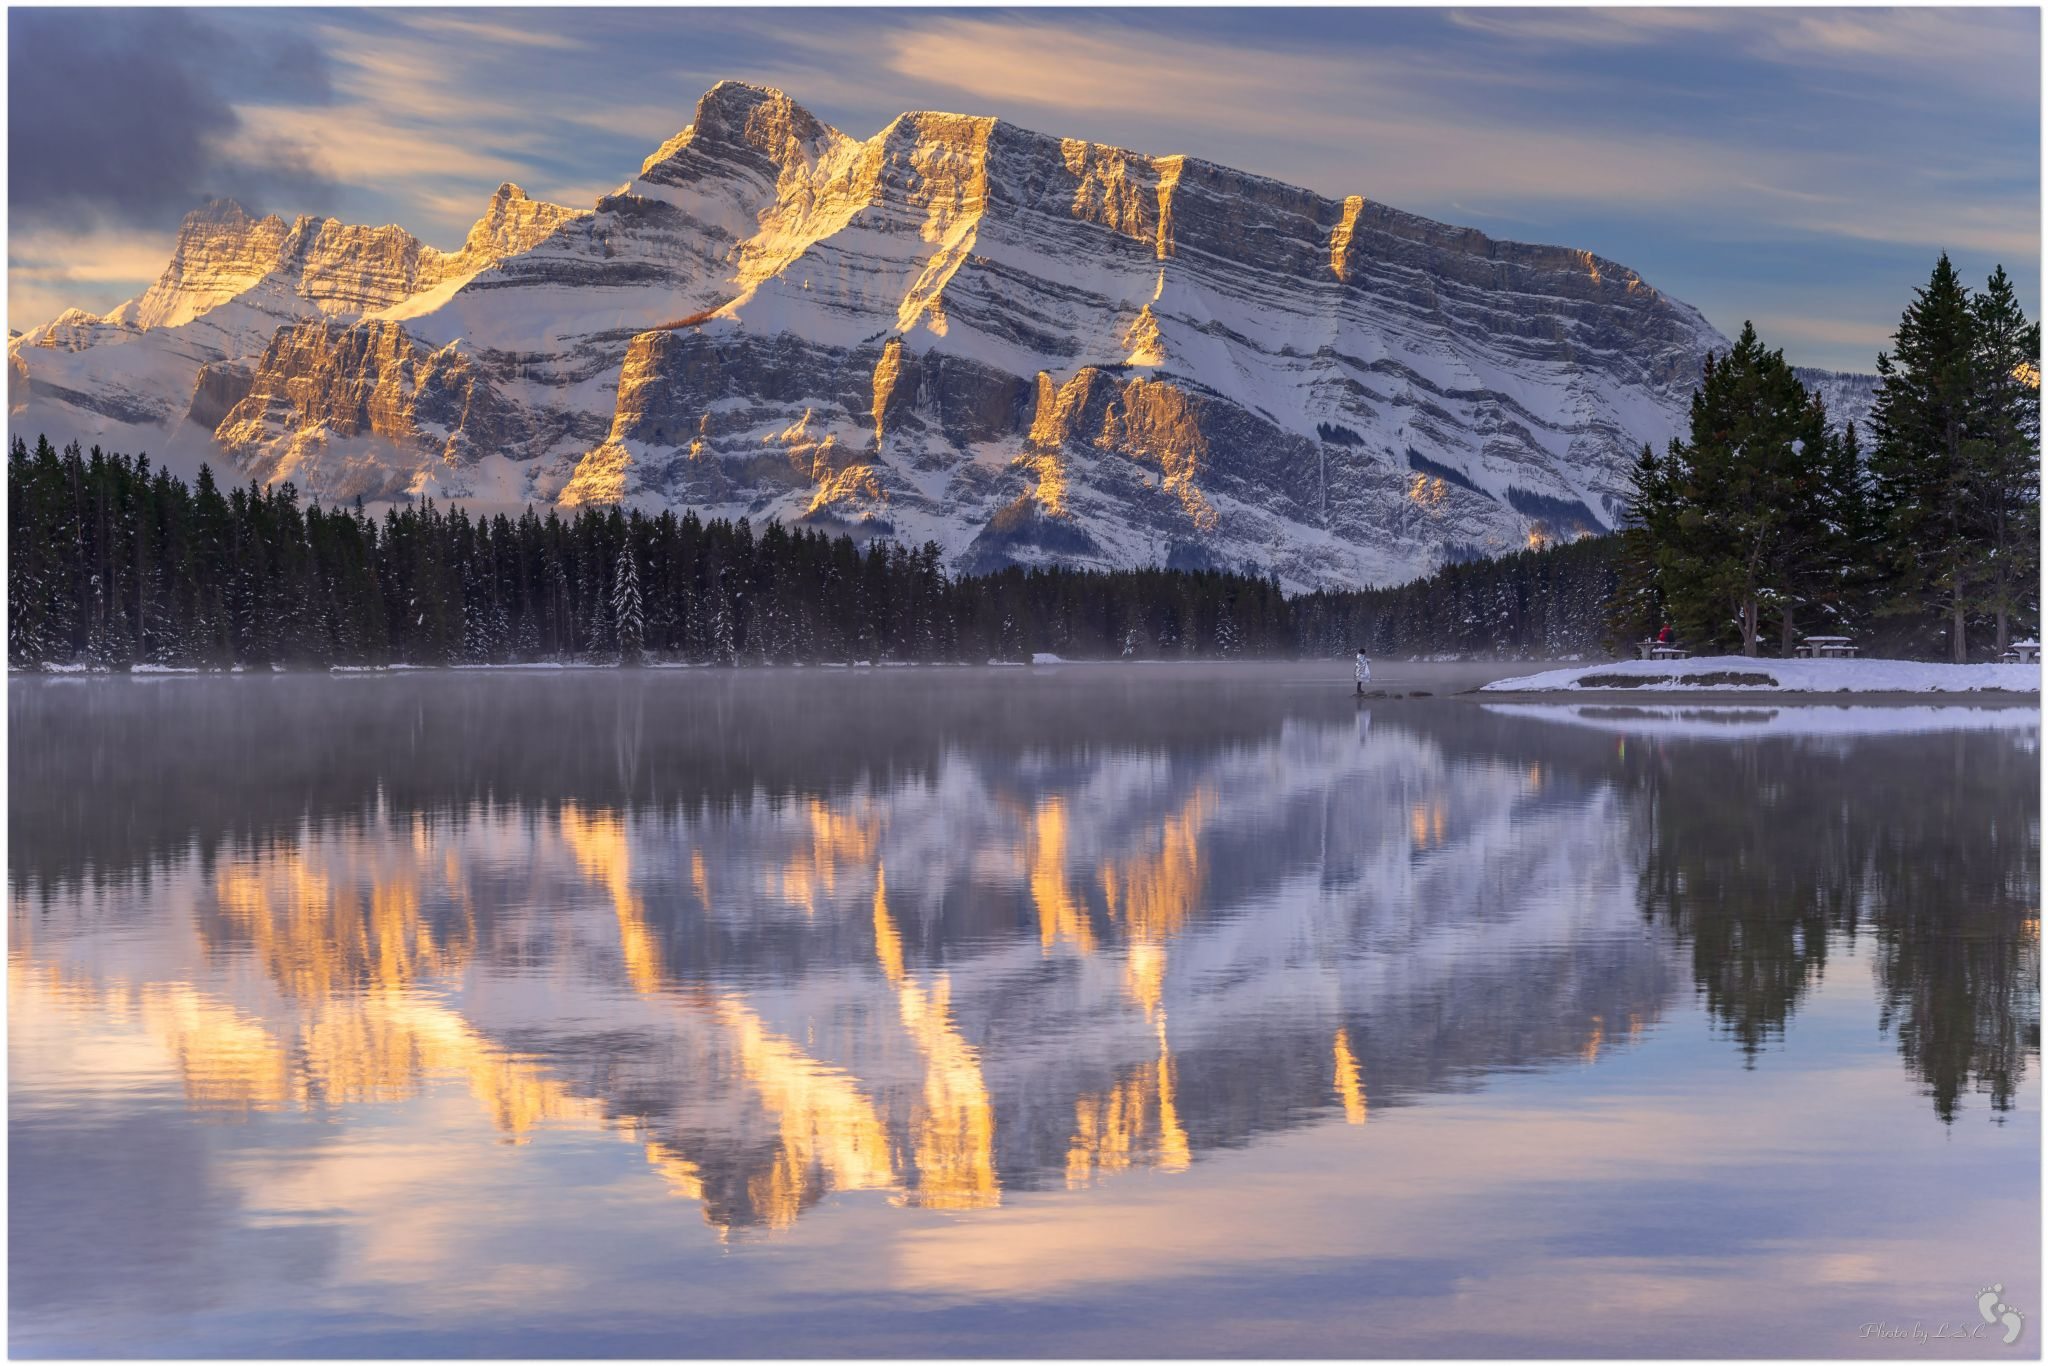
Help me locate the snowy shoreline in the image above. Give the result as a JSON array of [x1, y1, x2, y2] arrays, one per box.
[[1484, 702, 2040, 739], [1481, 655, 2040, 695]]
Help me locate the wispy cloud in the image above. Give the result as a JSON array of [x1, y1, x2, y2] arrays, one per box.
[[1784, 200, 2040, 263], [11, 226, 172, 284], [1746, 312, 1898, 353], [871, 14, 1566, 131], [9, 223, 178, 325], [394, 12, 588, 52], [228, 105, 531, 201], [860, 14, 1938, 222], [1444, 8, 1728, 48], [219, 21, 564, 241], [7, 6, 2036, 370]]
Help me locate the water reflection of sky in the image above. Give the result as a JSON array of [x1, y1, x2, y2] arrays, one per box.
[[9, 671, 2039, 1356]]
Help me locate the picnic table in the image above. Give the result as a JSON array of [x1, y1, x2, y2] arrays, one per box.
[[1797, 636, 1859, 658], [1636, 638, 1690, 660], [2002, 640, 2040, 663]]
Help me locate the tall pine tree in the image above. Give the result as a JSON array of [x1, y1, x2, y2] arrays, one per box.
[[1869, 255, 1982, 662], [1966, 265, 2041, 651], [1648, 324, 1842, 655], [613, 541, 644, 665]]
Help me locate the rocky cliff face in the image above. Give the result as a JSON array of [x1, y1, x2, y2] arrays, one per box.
[[216, 320, 526, 499], [7, 81, 1877, 588], [7, 182, 586, 501]]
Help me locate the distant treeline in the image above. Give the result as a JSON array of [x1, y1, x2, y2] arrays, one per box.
[[1293, 535, 1617, 659], [7, 434, 1616, 670]]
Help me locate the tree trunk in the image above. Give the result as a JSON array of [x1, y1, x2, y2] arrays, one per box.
[[1741, 599, 1759, 657], [1996, 606, 2010, 653], [1779, 608, 1796, 658], [1952, 600, 1968, 664]]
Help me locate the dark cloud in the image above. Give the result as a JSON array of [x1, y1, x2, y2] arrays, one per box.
[[8, 9, 338, 229]]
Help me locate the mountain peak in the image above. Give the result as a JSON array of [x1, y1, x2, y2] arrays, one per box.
[[183, 197, 261, 229], [695, 79, 796, 119], [457, 181, 582, 262], [690, 78, 828, 147], [637, 80, 838, 187]]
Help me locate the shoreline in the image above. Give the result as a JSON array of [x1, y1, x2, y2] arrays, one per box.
[[1456, 688, 2039, 707], [9, 657, 2040, 707], [1477, 654, 2040, 702]]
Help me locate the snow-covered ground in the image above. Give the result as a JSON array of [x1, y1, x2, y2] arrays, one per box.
[[1485, 702, 2041, 740], [1482, 656, 2040, 694]]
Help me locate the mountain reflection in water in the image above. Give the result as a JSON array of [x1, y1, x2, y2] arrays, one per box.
[[9, 669, 2039, 1355]]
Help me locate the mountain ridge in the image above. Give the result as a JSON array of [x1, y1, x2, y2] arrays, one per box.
[[8, 80, 1875, 589]]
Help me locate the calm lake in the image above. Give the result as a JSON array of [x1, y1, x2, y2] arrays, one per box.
[[8, 664, 2040, 1358]]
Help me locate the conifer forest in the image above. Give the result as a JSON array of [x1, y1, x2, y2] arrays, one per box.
[[8, 257, 2034, 671]]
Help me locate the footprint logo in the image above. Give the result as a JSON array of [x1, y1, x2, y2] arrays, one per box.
[[1979, 1286, 2026, 1345]]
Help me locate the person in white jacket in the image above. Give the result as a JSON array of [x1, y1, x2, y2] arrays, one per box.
[[1354, 648, 1372, 695]]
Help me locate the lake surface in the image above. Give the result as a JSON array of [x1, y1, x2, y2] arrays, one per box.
[[9, 664, 2040, 1357]]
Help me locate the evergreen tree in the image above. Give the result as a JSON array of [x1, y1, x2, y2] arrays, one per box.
[[614, 541, 645, 665], [711, 576, 737, 667], [1967, 266, 2041, 651], [1611, 442, 1675, 643], [1869, 255, 1983, 662], [1763, 404, 1868, 653], [1644, 324, 1838, 655], [8, 436, 62, 668]]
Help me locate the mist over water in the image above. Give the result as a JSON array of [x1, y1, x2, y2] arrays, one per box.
[[9, 666, 2039, 1357]]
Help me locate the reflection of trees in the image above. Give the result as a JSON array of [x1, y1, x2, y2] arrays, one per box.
[[1629, 727, 2039, 1121], [1864, 742, 2039, 1121], [1635, 743, 1865, 1058]]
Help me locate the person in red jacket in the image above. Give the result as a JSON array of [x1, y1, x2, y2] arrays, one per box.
[[1656, 624, 1673, 645]]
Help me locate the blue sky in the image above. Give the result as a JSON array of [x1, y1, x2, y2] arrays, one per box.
[[8, 6, 2039, 371]]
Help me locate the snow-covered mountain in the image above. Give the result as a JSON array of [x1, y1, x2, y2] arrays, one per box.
[[8, 81, 1875, 589]]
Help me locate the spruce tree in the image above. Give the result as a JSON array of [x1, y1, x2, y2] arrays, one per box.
[[1658, 324, 1828, 655], [8, 436, 58, 668], [1869, 254, 1982, 661], [613, 541, 644, 665], [1763, 400, 1864, 653], [1612, 441, 1675, 644], [1967, 266, 2040, 651], [710, 571, 738, 666]]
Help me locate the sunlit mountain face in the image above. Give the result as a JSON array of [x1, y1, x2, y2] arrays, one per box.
[[9, 671, 2039, 1354], [9, 77, 1887, 591]]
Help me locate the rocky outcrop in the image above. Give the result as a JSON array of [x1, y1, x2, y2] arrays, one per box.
[[9, 79, 1883, 588], [216, 320, 522, 499], [7, 186, 585, 478], [183, 362, 254, 431]]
